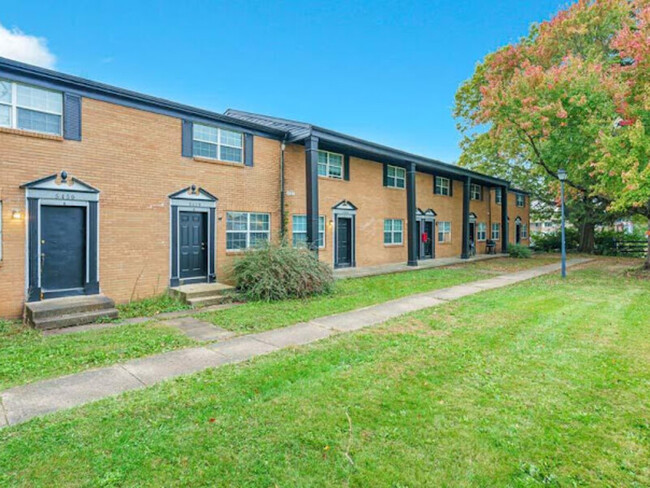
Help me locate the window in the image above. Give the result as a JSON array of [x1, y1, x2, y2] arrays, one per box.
[[495, 188, 502, 205], [434, 176, 451, 196], [0, 79, 63, 135], [438, 221, 451, 243], [491, 223, 500, 240], [477, 222, 487, 241], [193, 123, 243, 163], [317, 150, 343, 179], [386, 165, 405, 189], [516, 193, 526, 207], [470, 183, 482, 200], [292, 215, 325, 248], [383, 219, 403, 245], [521, 224, 528, 238], [226, 212, 270, 250]]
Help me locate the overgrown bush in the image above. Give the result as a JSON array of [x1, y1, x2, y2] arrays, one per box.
[[531, 228, 579, 253], [594, 229, 646, 256], [232, 242, 334, 301], [508, 243, 532, 258]]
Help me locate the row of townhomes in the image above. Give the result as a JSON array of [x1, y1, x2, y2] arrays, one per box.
[[0, 57, 529, 319]]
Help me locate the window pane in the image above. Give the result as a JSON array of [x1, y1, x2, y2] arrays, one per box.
[[387, 166, 396, 178], [329, 162, 342, 178], [16, 84, 62, 113], [193, 124, 218, 143], [220, 146, 243, 162], [394, 220, 403, 231], [293, 215, 306, 232], [318, 151, 328, 164], [220, 129, 242, 147], [250, 232, 269, 247], [293, 233, 307, 247], [0, 105, 9, 127], [318, 162, 327, 176], [384, 220, 392, 232], [250, 213, 270, 231], [0, 81, 11, 104], [226, 232, 247, 250], [329, 153, 343, 166], [193, 140, 218, 159], [396, 178, 405, 189], [387, 175, 395, 187], [384, 232, 392, 244], [17, 109, 61, 135], [318, 216, 325, 232], [226, 212, 248, 231]]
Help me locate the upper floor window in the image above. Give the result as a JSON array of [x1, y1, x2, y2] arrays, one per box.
[[292, 215, 325, 249], [193, 123, 243, 163], [434, 176, 451, 196], [0, 80, 63, 136], [495, 188, 502, 205], [516, 193, 526, 207], [226, 212, 270, 250], [318, 150, 343, 179], [386, 165, 406, 189], [470, 184, 482, 200], [383, 219, 403, 245]]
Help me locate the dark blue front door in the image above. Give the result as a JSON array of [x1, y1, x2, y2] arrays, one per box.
[[179, 212, 208, 280], [336, 217, 353, 268], [41, 205, 86, 295]]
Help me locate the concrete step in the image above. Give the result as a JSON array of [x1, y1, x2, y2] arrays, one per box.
[[169, 283, 235, 300], [25, 294, 116, 323], [31, 308, 119, 331], [187, 295, 231, 308]]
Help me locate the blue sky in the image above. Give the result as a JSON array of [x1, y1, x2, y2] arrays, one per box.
[[1, 1, 569, 162]]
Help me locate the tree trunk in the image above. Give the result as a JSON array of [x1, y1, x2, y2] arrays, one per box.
[[578, 221, 595, 254]]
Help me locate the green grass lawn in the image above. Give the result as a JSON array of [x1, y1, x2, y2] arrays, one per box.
[[198, 255, 560, 333], [0, 321, 194, 390], [2, 258, 647, 487]]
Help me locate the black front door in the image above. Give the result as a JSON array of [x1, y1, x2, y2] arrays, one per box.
[[516, 224, 522, 244], [422, 220, 434, 259], [179, 212, 208, 280], [336, 217, 353, 268], [41, 205, 86, 295]]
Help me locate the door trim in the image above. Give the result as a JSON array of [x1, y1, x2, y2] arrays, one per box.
[[169, 186, 217, 287], [332, 200, 357, 269], [21, 172, 100, 302]]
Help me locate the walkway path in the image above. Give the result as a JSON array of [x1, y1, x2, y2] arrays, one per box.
[[0, 258, 591, 428]]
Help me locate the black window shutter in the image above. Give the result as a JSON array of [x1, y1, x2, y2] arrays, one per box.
[[181, 120, 193, 157], [63, 93, 82, 141], [344, 155, 350, 180], [244, 133, 254, 166], [383, 163, 388, 186], [433, 175, 438, 194], [449, 178, 454, 197], [480, 185, 484, 201]]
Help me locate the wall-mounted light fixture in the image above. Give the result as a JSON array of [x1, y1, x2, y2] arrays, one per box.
[[11, 209, 22, 220]]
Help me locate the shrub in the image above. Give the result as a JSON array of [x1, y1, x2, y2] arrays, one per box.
[[508, 243, 532, 258], [232, 242, 334, 301], [530, 228, 579, 253]]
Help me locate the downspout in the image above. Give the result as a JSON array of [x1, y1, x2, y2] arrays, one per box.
[[279, 135, 288, 240]]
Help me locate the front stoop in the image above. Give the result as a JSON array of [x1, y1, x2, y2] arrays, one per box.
[[25, 295, 119, 330], [169, 283, 236, 308]]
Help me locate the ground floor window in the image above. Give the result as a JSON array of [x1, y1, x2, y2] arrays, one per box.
[[521, 224, 528, 239], [477, 222, 487, 241], [292, 215, 325, 248], [491, 223, 500, 240], [226, 212, 270, 250], [383, 219, 403, 245], [438, 221, 451, 243]]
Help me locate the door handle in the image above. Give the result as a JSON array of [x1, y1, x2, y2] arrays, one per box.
[[201, 243, 206, 250], [40, 253, 45, 268]]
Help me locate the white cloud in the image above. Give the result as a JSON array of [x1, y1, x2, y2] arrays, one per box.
[[0, 23, 56, 68]]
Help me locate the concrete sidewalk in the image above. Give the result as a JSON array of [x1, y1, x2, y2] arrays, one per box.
[[0, 258, 592, 428]]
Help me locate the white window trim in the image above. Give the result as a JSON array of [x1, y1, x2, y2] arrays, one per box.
[[0, 79, 63, 136], [470, 184, 482, 200], [193, 123, 244, 163], [225, 212, 271, 251], [318, 150, 344, 179], [386, 165, 406, 189], [491, 223, 501, 240], [292, 214, 325, 249], [435, 177, 451, 196], [438, 221, 452, 243], [383, 219, 404, 245], [522, 224, 528, 238], [477, 222, 487, 241]]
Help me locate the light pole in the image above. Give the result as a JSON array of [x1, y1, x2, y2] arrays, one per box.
[[558, 169, 567, 278]]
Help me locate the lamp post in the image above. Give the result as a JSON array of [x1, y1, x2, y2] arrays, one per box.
[[558, 169, 567, 278]]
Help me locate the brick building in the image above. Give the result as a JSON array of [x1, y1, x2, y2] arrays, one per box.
[[0, 57, 529, 319]]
